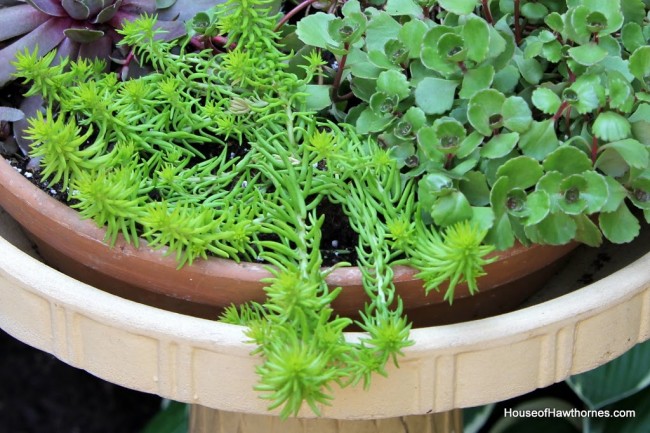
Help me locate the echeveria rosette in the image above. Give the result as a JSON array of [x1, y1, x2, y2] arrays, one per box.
[[0, 0, 221, 85]]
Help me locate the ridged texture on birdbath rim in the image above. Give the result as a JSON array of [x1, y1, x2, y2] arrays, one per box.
[[0, 227, 648, 419]]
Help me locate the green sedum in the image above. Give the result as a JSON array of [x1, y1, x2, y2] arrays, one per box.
[[11, 0, 494, 419]]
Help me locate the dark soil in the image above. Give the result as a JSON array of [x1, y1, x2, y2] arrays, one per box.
[[0, 329, 161, 433]]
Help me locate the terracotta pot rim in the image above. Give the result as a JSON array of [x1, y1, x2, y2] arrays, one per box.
[[0, 156, 577, 312]]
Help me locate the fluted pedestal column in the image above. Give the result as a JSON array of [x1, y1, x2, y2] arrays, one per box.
[[189, 406, 462, 433]]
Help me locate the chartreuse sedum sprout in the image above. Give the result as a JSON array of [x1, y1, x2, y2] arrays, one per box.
[[12, 0, 498, 419], [25, 108, 103, 190]]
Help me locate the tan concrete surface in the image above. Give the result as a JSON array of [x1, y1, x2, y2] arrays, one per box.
[[0, 209, 648, 419]]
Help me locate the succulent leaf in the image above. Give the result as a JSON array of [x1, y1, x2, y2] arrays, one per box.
[[0, 5, 49, 40], [26, 0, 67, 16]]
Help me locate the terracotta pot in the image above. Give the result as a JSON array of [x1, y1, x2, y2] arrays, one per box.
[[0, 157, 577, 325]]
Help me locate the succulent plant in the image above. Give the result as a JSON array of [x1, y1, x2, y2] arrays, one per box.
[[0, 0, 223, 85], [292, 0, 650, 251]]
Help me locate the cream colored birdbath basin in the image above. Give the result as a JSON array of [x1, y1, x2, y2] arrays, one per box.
[[0, 207, 649, 431]]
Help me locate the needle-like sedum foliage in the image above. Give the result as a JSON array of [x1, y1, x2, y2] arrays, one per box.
[[12, 0, 494, 418]]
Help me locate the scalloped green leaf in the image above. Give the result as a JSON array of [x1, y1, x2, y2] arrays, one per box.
[[592, 111, 631, 141], [459, 65, 495, 99], [573, 214, 603, 247], [537, 171, 563, 211], [543, 146, 592, 175], [437, 0, 478, 15], [502, 96, 532, 133], [608, 71, 634, 110], [629, 46, 650, 82], [525, 190, 551, 226], [415, 78, 458, 115], [622, 22, 645, 53], [531, 212, 577, 245], [487, 26, 508, 62], [532, 88, 562, 116], [521, 2, 548, 20], [304, 85, 332, 111], [584, 0, 625, 34], [481, 132, 519, 159], [365, 12, 402, 52], [377, 70, 411, 99], [518, 120, 559, 160], [595, 148, 630, 177], [514, 53, 544, 85], [467, 89, 506, 136], [469, 207, 496, 233], [356, 108, 393, 134], [621, 0, 646, 24], [496, 156, 544, 189], [296, 13, 338, 49], [417, 126, 443, 160], [558, 175, 589, 215], [545, 12, 565, 33], [462, 15, 490, 63], [431, 190, 473, 226], [398, 19, 428, 58], [459, 171, 490, 206], [385, 0, 422, 16], [542, 40, 563, 63], [568, 74, 606, 114], [600, 176, 628, 212], [489, 175, 511, 217], [457, 131, 484, 158], [629, 178, 650, 210], [568, 43, 607, 66], [599, 203, 640, 243], [486, 213, 515, 251], [598, 138, 649, 169], [493, 64, 520, 94]]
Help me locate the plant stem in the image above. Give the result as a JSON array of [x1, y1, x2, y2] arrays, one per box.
[[275, 0, 319, 32], [482, 0, 494, 24], [553, 101, 570, 122], [118, 49, 136, 81], [514, 0, 522, 45], [331, 43, 350, 102], [190, 36, 205, 50], [445, 153, 454, 169], [212, 35, 234, 49], [591, 135, 599, 164], [565, 105, 572, 131]]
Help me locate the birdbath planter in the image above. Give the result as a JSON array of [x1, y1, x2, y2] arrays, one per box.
[[1, 208, 649, 433]]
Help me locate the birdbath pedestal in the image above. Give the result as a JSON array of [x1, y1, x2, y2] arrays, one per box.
[[0, 208, 648, 433]]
